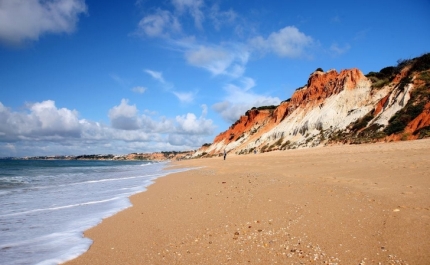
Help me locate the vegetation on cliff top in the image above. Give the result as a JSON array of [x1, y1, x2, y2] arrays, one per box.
[[203, 53, 430, 157], [367, 53, 430, 89], [251, 105, 278, 111]]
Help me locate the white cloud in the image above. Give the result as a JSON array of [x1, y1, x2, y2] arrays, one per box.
[[140, 115, 174, 133], [79, 119, 153, 142], [175, 104, 215, 134], [5, 143, 16, 153], [0, 100, 215, 156], [212, 101, 243, 124], [136, 0, 237, 37], [144, 109, 158, 115], [30, 100, 81, 135], [330, 42, 351, 55], [110, 73, 130, 87], [212, 78, 281, 123], [108, 99, 140, 130], [144, 69, 195, 102], [201, 103, 208, 116], [137, 9, 181, 38], [354, 29, 368, 41], [144, 69, 166, 83], [108, 99, 215, 135], [0, 100, 81, 140], [167, 133, 206, 147], [173, 91, 195, 103], [135, 2, 247, 79], [249, 26, 313, 58], [209, 4, 237, 30], [0, 0, 87, 45], [145, 68, 173, 90], [132, 86, 147, 94], [108, 99, 174, 133], [171, 0, 204, 29], [185, 45, 231, 75], [184, 44, 249, 78]]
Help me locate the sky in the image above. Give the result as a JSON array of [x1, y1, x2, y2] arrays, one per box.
[[0, 0, 429, 157]]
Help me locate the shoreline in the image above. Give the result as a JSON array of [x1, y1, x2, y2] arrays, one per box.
[[65, 139, 430, 264]]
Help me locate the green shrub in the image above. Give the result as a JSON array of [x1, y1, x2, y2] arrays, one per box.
[[257, 105, 277, 110], [410, 53, 430, 72], [401, 133, 410, 141], [380, 66, 396, 76], [367, 66, 396, 89], [396, 58, 413, 70], [372, 78, 389, 89], [408, 102, 426, 117], [274, 137, 284, 146], [397, 76, 412, 91], [384, 112, 408, 135], [384, 103, 425, 135], [412, 85, 430, 100], [359, 124, 386, 139], [415, 126, 430, 139], [418, 72, 430, 84], [280, 140, 291, 150], [260, 144, 269, 153], [366, 67, 395, 80], [351, 112, 373, 131]]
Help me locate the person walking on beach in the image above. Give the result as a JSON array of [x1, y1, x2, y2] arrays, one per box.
[[223, 149, 227, 160]]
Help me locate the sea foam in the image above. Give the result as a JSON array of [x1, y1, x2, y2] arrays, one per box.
[[0, 160, 189, 265]]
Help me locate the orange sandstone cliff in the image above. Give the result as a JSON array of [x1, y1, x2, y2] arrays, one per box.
[[194, 53, 430, 157]]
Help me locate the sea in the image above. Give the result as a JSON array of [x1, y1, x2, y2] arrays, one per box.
[[0, 159, 189, 265]]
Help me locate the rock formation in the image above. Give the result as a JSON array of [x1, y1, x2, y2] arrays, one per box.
[[194, 53, 430, 157]]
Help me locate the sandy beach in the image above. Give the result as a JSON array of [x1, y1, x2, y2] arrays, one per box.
[[65, 139, 430, 265]]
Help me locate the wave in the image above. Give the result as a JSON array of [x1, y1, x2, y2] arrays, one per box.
[[1, 173, 163, 194], [0, 196, 127, 218], [0, 230, 93, 265], [69, 173, 162, 185], [0, 176, 29, 187]]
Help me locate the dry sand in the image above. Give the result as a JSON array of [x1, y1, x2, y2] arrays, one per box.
[[65, 139, 430, 265]]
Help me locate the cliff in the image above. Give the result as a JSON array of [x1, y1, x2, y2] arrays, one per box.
[[194, 53, 430, 157]]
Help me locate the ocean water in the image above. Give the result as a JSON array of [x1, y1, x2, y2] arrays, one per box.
[[0, 159, 188, 265]]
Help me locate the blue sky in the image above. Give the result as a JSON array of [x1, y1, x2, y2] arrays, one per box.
[[0, 0, 429, 157]]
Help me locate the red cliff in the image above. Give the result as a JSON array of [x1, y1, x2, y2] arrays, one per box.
[[194, 53, 430, 157]]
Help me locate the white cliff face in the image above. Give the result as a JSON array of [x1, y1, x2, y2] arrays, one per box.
[[192, 58, 429, 157], [277, 79, 373, 133], [373, 83, 412, 126], [248, 77, 382, 149]]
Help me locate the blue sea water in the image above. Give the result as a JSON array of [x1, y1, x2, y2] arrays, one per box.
[[0, 159, 188, 265]]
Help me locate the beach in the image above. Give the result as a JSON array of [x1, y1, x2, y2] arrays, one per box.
[[65, 139, 430, 264]]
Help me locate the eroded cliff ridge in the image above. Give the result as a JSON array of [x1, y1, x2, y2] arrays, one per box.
[[195, 53, 430, 157]]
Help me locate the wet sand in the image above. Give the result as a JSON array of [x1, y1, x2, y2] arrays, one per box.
[[65, 139, 430, 264]]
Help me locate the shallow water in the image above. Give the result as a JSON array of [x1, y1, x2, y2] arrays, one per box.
[[0, 159, 187, 265]]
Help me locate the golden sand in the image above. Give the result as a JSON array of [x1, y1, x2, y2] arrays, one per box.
[[65, 139, 430, 264]]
